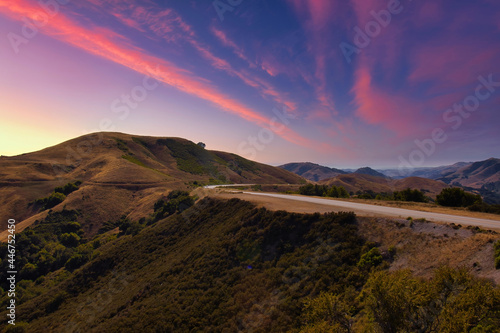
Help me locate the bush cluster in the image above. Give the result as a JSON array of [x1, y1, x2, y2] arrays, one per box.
[[357, 188, 428, 202], [436, 187, 482, 207], [0, 210, 91, 288], [34, 181, 81, 210], [299, 184, 349, 198], [495, 241, 500, 269], [152, 190, 195, 222]]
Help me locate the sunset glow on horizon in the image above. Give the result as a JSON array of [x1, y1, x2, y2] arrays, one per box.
[[1, 0, 499, 168]]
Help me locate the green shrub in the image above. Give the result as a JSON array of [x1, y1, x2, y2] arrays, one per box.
[[60, 233, 81, 247], [251, 184, 262, 191], [157, 138, 220, 175], [357, 247, 383, 269], [65, 254, 88, 271], [436, 187, 482, 207], [115, 138, 129, 152], [120, 221, 144, 236], [54, 181, 80, 195], [34, 182, 80, 211], [36, 192, 66, 210], [494, 241, 500, 269], [468, 202, 500, 215], [388, 246, 396, 258], [152, 190, 195, 222], [299, 184, 349, 198], [393, 188, 428, 203], [20, 263, 38, 280]]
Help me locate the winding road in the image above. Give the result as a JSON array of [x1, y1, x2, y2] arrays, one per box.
[[242, 192, 500, 229], [216, 189, 500, 230]]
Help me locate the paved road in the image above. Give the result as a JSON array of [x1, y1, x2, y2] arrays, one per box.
[[204, 184, 256, 189], [236, 191, 500, 230]]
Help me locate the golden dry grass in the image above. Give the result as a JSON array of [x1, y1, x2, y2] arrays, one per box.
[[0, 132, 305, 235], [357, 217, 500, 284]]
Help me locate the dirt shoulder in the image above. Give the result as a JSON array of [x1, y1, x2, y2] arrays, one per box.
[[201, 189, 500, 230]]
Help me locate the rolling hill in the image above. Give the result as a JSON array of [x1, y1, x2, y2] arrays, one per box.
[[279, 162, 347, 181], [436, 158, 500, 204], [354, 167, 389, 179], [0, 132, 305, 234], [379, 162, 472, 179], [320, 174, 450, 198]]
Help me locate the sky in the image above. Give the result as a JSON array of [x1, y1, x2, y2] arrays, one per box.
[[0, 0, 499, 169]]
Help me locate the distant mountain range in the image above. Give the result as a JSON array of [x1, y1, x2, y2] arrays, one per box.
[[280, 158, 500, 203], [378, 162, 472, 179], [379, 158, 500, 203], [279, 163, 392, 181], [279, 163, 449, 198]]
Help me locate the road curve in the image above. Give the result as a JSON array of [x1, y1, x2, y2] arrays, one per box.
[[238, 191, 500, 230], [204, 184, 256, 189]]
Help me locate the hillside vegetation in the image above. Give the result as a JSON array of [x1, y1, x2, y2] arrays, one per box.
[[1, 197, 499, 332]]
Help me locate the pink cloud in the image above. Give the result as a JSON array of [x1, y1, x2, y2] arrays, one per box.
[[350, 0, 384, 26], [352, 65, 420, 136], [86, 2, 300, 114], [0, 0, 325, 152], [288, 0, 342, 31], [287, 0, 342, 115], [414, 2, 442, 27], [210, 26, 254, 68], [409, 39, 500, 95], [110, 10, 146, 32]]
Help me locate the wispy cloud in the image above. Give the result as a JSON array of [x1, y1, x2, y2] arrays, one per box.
[[210, 26, 254, 68], [96, 1, 300, 114], [287, 0, 341, 114], [0, 0, 321, 151]]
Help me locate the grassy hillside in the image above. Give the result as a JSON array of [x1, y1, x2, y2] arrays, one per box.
[[279, 162, 347, 181], [0, 197, 498, 332], [320, 174, 450, 199], [437, 158, 500, 204], [0, 132, 304, 234]]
